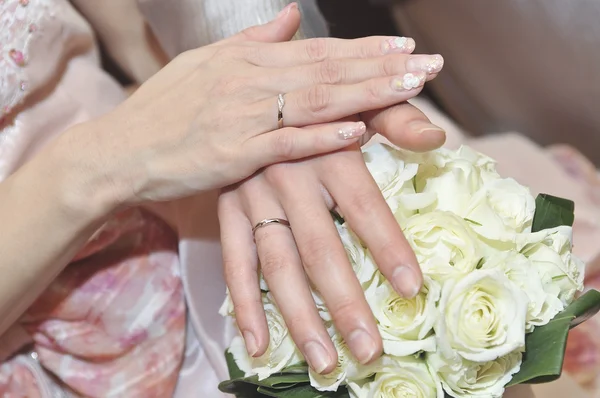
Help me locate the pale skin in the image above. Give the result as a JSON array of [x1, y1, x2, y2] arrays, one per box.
[[217, 7, 447, 374], [0, 7, 442, 344], [74, 3, 446, 370]]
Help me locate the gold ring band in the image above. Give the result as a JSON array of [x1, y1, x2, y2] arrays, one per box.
[[277, 93, 285, 129], [252, 218, 291, 234]]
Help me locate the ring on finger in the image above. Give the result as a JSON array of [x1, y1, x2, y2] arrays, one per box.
[[252, 218, 291, 235], [277, 93, 285, 129]]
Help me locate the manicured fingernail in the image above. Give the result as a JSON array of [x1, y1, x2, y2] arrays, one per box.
[[276, 2, 297, 19], [303, 341, 332, 373], [409, 121, 445, 135], [338, 121, 367, 140], [382, 37, 416, 54], [406, 54, 444, 74], [392, 266, 421, 298], [391, 72, 426, 91], [243, 331, 259, 357], [348, 329, 377, 364]]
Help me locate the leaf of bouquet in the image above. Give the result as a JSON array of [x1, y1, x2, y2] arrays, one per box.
[[257, 384, 350, 397], [508, 289, 600, 386], [531, 194, 575, 232]]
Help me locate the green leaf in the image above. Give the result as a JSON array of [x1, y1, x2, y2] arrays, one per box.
[[257, 384, 350, 397], [531, 194, 575, 232], [508, 289, 600, 386]]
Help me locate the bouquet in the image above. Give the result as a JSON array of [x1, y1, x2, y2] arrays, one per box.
[[219, 144, 600, 398]]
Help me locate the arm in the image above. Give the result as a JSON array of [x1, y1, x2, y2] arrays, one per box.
[[0, 122, 119, 335]]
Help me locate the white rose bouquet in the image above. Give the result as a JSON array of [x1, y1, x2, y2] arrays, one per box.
[[219, 144, 600, 398]]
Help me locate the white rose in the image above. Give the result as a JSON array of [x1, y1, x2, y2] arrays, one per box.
[[336, 223, 378, 287], [365, 275, 440, 356], [428, 350, 522, 398], [230, 294, 303, 380], [463, 178, 536, 241], [416, 146, 500, 215], [403, 211, 483, 278], [435, 269, 528, 362], [347, 356, 444, 398], [517, 226, 585, 306], [481, 251, 563, 331], [362, 144, 435, 217]]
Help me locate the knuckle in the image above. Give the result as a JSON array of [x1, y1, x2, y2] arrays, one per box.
[[270, 132, 296, 160], [304, 85, 332, 114], [364, 79, 382, 103], [233, 298, 262, 318], [301, 236, 333, 272], [330, 296, 360, 321], [347, 189, 379, 216], [381, 56, 399, 76], [317, 59, 344, 84], [210, 76, 249, 96], [305, 38, 329, 62], [259, 251, 290, 280]]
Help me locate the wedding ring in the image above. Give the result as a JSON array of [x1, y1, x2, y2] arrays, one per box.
[[277, 93, 285, 129], [252, 218, 291, 235]]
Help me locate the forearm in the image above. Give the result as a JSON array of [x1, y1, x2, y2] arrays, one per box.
[[0, 121, 122, 334]]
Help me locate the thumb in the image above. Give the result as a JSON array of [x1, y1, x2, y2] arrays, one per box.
[[225, 3, 301, 44]]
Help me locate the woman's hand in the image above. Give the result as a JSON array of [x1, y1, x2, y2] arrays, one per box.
[[76, 7, 433, 210], [217, 7, 446, 374]]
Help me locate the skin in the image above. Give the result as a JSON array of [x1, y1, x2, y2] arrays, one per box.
[[218, 6, 447, 373], [0, 8, 439, 341]]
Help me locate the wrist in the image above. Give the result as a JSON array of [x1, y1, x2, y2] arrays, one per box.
[[36, 119, 134, 223]]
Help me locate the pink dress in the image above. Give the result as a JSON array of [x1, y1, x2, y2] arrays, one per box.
[[0, 0, 186, 396]]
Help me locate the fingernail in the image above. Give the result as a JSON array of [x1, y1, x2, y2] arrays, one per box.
[[303, 341, 332, 373], [409, 121, 445, 135], [338, 121, 367, 140], [243, 331, 259, 357], [406, 54, 444, 74], [391, 72, 426, 91], [348, 329, 378, 364], [276, 2, 297, 19], [382, 37, 416, 54], [391, 266, 421, 298]]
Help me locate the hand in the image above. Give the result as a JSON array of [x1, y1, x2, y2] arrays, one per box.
[[218, 7, 446, 374], [79, 5, 431, 208]]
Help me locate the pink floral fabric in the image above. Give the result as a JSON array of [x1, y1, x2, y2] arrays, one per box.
[[0, 0, 186, 395], [0, 209, 186, 397]]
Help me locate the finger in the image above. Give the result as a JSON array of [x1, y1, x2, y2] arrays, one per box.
[[361, 102, 446, 152], [319, 147, 423, 298], [218, 189, 268, 357], [216, 3, 301, 45], [267, 54, 443, 92], [240, 178, 337, 374], [245, 121, 367, 168], [267, 71, 427, 127], [266, 165, 382, 365], [246, 36, 416, 67]]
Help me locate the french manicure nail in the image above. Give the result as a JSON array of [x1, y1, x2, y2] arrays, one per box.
[[392, 265, 421, 298], [409, 121, 445, 135], [382, 37, 416, 54], [338, 121, 366, 140], [276, 2, 297, 19], [391, 72, 426, 91], [243, 331, 259, 357], [348, 329, 377, 364], [303, 341, 332, 373], [406, 54, 444, 74]]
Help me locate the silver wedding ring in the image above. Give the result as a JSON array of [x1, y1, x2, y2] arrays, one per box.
[[252, 218, 291, 235], [277, 93, 285, 129]]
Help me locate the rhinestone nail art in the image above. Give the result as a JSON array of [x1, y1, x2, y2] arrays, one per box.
[[382, 37, 416, 54]]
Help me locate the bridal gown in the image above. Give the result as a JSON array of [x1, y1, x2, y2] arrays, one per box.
[[0, 0, 597, 396]]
